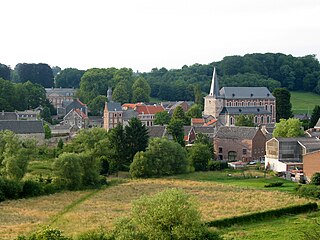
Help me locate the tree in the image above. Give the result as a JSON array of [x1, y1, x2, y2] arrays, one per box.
[[154, 111, 170, 125], [130, 137, 190, 178], [51, 66, 62, 77], [41, 106, 52, 123], [0, 63, 11, 80], [172, 105, 189, 125], [273, 88, 292, 122], [88, 95, 108, 116], [15, 63, 54, 87], [195, 133, 214, 159], [55, 68, 85, 88], [188, 143, 211, 171], [186, 104, 203, 119], [273, 118, 304, 138], [79, 152, 101, 187], [235, 114, 254, 127], [194, 84, 203, 105], [43, 124, 52, 139], [54, 153, 83, 190], [112, 80, 130, 104], [167, 118, 185, 146], [112, 188, 220, 240], [132, 77, 151, 103], [125, 118, 149, 164], [310, 105, 320, 128]]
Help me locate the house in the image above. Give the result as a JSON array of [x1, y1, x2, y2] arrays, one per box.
[[63, 108, 89, 129], [214, 126, 266, 162], [16, 110, 39, 120], [305, 118, 320, 139], [57, 98, 88, 117], [303, 150, 320, 182], [0, 120, 45, 143], [265, 137, 320, 172], [0, 111, 18, 120], [193, 126, 217, 140], [45, 88, 76, 109], [203, 66, 276, 126], [103, 101, 123, 131], [147, 125, 166, 138], [161, 101, 192, 115], [135, 105, 164, 127], [183, 126, 196, 145]]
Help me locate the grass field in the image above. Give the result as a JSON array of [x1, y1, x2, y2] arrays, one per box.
[[290, 91, 320, 114], [0, 170, 317, 239]]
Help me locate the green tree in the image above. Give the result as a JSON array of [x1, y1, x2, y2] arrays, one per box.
[[273, 88, 293, 122], [112, 188, 220, 240], [172, 105, 189, 125], [0, 63, 11, 80], [186, 104, 203, 119], [132, 77, 151, 103], [112, 80, 130, 104], [235, 114, 254, 127], [194, 84, 203, 105], [43, 124, 52, 139], [54, 153, 83, 190], [55, 68, 85, 88], [309, 105, 320, 128], [273, 118, 304, 138], [154, 111, 170, 126], [188, 143, 211, 171], [41, 106, 52, 123], [194, 133, 214, 159], [130, 137, 190, 178], [79, 152, 101, 187], [88, 95, 107, 116], [125, 118, 149, 164], [167, 119, 185, 146], [57, 138, 64, 150]]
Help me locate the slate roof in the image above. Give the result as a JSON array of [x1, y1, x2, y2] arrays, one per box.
[[194, 126, 216, 135], [0, 112, 17, 120], [45, 88, 76, 97], [219, 87, 274, 99], [123, 109, 138, 120], [106, 102, 122, 112], [220, 107, 271, 115], [74, 109, 88, 119], [66, 99, 87, 114], [147, 126, 166, 138], [0, 120, 44, 134], [215, 126, 260, 139]]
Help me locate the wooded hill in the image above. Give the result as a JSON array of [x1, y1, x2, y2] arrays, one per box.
[[142, 53, 320, 101]]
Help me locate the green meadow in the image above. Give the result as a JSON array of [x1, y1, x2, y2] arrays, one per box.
[[290, 91, 320, 114]]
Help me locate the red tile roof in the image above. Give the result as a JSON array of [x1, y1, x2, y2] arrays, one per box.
[[191, 118, 205, 124], [135, 105, 164, 114], [75, 108, 88, 119], [204, 119, 217, 126]]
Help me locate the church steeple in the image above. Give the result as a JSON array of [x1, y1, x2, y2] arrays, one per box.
[[209, 66, 219, 97]]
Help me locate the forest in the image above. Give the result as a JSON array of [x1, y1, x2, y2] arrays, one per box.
[[1, 53, 320, 106]]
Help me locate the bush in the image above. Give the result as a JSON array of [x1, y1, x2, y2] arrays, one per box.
[[0, 177, 22, 201], [188, 143, 211, 171], [311, 172, 320, 185], [296, 185, 320, 199], [208, 161, 228, 171], [264, 182, 284, 188], [17, 227, 70, 240], [112, 188, 221, 239], [21, 180, 44, 198]]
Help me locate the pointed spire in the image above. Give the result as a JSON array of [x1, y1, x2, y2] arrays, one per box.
[[107, 87, 113, 102], [209, 66, 219, 96]]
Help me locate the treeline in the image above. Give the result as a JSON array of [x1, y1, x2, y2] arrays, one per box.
[[142, 53, 320, 100]]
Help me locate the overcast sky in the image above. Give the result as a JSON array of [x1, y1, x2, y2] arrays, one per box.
[[1, 0, 320, 72]]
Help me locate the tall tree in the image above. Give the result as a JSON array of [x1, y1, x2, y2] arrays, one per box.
[[272, 88, 292, 122], [186, 104, 202, 119], [172, 105, 189, 125], [15, 63, 54, 87], [55, 68, 85, 88], [112, 80, 130, 104], [132, 77, 151, 103], [125, 118, 149, 164], [154, 111, 170, 125], [310, 105, 320, 128], [88, 95, 108, 116], [167, 118, 185, 146], [0, 63, 11, 80], [188, 143, 211, 171]]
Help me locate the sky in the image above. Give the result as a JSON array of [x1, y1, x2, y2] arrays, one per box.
[[1, 0, 320, 72]]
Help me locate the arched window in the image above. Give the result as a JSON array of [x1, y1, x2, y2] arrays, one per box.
[[261, 116, 264, 124], [230, 117, 234, 125], [254, 116, 258, 123], [228, 151, 237, 161], [267, 116, 270, 123]]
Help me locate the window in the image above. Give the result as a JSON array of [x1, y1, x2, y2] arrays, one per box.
[[228, 151, 237, 161], [267, 116, 270, 123], [218, 155, 223, 160], [230, 117, 234, 125], [242, 149, 247, 155], [218, 147, 223, 153], [114, 113, 117, 117], [265, 105, 268, 110], [119, 113, 122, 117]]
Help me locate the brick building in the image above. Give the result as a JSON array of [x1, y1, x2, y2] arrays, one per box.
[[303, 150, 320, 182]]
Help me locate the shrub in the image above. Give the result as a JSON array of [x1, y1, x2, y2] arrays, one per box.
[[296, 185, 320, 199], [21, 180, 44, 198], [264, 182, 284, 188], [208, 161, 228, 171], [17, 227, 70, 240], [0, 177, 22, 200], [112, 188, 221, 239], [311, 172, 320, 185], [188, 143, 211, 171]]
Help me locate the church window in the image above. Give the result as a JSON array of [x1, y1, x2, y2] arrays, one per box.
[[270, 105, 273, 113], [230, 117, 234, 125], [267, 116, 270, 123], [242, 101, 244, 106], [254, 116, 258, 123], [235, 102, 238, 106], [260, 101, 262, 106], [265, 105, 268, 110], [261, 117, 264, 124]]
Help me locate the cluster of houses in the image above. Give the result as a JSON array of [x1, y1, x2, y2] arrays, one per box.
[[0, 66, 320, 183]]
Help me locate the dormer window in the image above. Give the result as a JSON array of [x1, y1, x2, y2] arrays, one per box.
[[251, 93, 253, 97]]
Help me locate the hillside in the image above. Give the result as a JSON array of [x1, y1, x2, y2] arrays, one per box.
[[291, 91, 320, 114]]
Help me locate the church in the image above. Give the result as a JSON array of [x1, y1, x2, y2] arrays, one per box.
[[203, 67, 276, 126]]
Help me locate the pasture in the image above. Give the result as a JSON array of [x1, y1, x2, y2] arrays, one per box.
[[290, 91, 320, 114]]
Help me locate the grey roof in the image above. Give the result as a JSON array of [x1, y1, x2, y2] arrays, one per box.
[[0, 120, 44, 134], [123, 109, 138, 120], [315, 118, 320, 128], [65, 99, 87, 114], [183, 126, 193, 136], [0, 112, 17, 120], [106, 102, 122, 112], [215, 126, 260, 139], [45, 88, 76, 96], [147, 126, 166, 138], [220, 107, 271, 115], [220, 87, 274, 99], [194, 126, 216, 135]]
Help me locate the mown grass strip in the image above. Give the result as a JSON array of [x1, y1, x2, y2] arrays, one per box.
[[207, 202, 318, 228]]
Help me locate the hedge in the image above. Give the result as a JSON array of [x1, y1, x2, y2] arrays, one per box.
[[207, 202, 318, 228]]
